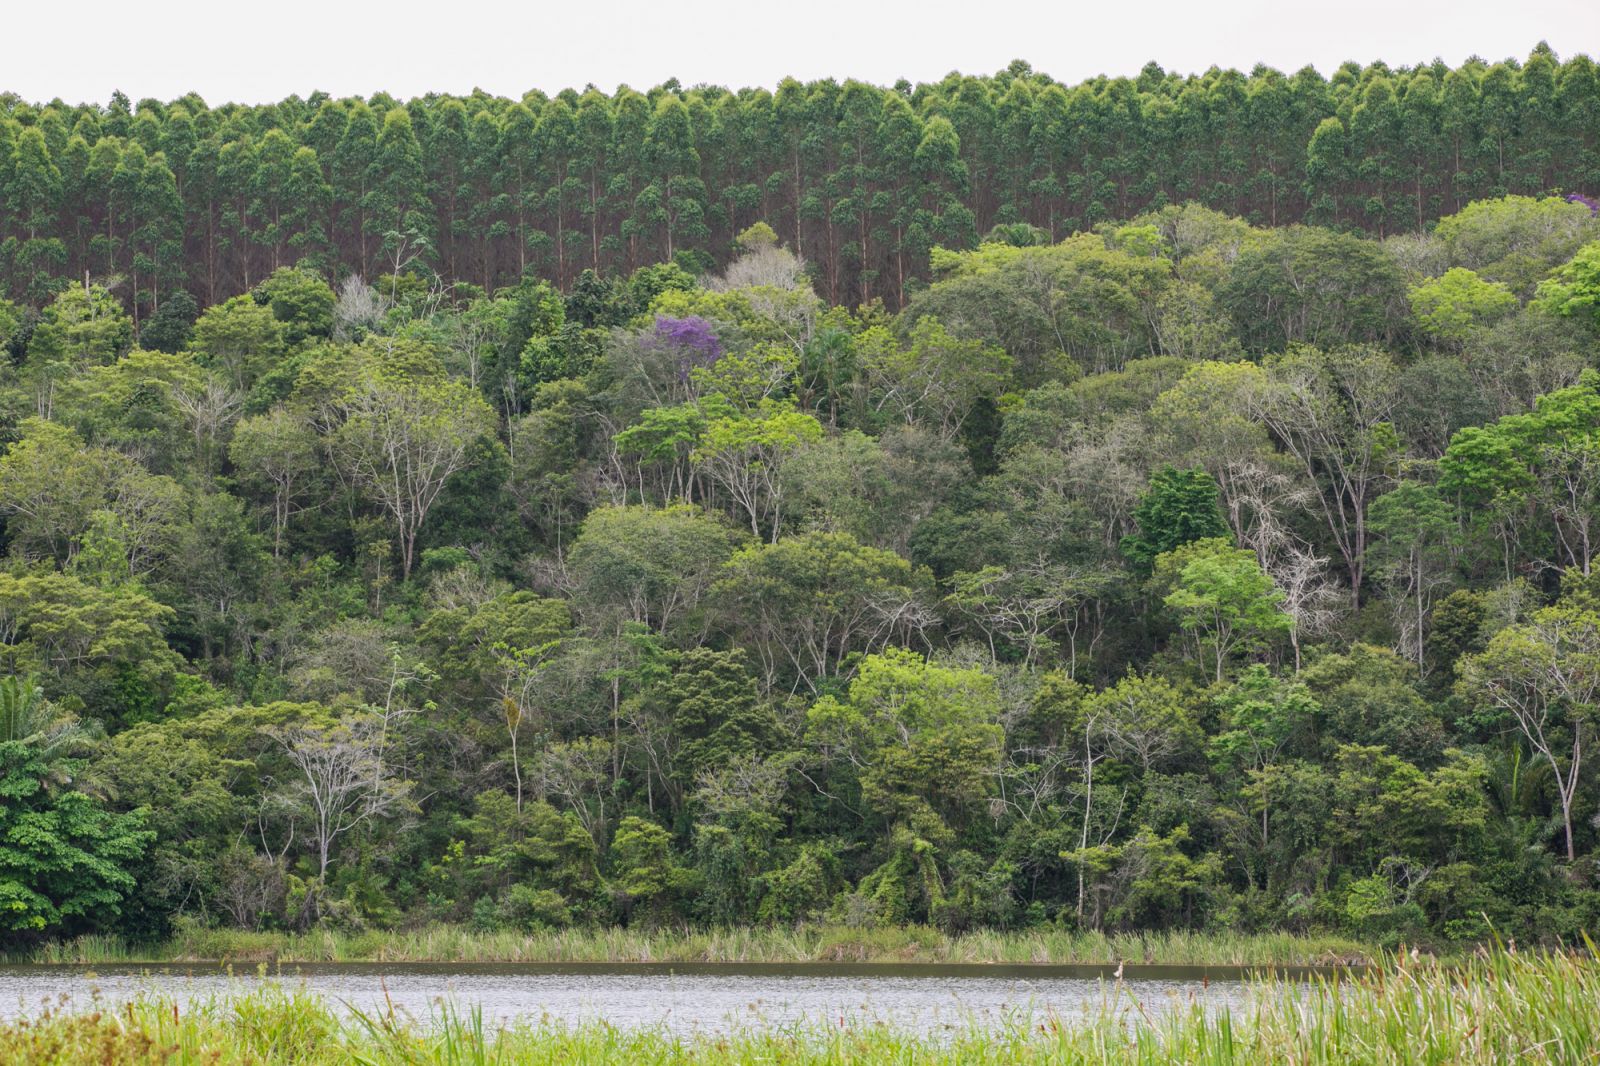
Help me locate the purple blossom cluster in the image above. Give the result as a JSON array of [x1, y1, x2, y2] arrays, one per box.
[[649, 315, 723, 383], [1565, 192, 1599, 215]]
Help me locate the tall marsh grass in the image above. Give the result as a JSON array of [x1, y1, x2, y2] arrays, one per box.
[[21, 923, 1374, 966], [0, 948, 1595, 1064]]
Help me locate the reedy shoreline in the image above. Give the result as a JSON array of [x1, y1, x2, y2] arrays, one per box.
[[1, 948, 1595, 1064], [17, 924, 1376, 967]]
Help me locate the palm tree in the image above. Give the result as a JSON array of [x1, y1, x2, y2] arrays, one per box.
[[0, 675, 96, 792]]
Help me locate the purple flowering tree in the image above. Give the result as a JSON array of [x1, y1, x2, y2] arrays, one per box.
[[1565, 192, 1599, 216], [648, 315, 723, 384]]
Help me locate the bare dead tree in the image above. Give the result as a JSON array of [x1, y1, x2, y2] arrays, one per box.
[[172, 375, 244, 474], [267, 715, 414, 885], [1253, 348, 1400, 607], [1461, 608, 1600, 862]]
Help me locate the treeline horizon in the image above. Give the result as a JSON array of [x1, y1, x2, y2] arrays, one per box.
[[1, 43, 1597, 317]]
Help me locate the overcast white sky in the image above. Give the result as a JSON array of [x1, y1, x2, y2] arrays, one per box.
[[7, 0, 1598, 105]]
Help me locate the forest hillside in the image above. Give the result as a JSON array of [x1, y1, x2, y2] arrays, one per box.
[[1, 49, 1600, 950]]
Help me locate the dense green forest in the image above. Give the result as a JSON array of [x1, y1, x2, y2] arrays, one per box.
[[1, 46, 1599, 311], [3, 52, 1600, 953]]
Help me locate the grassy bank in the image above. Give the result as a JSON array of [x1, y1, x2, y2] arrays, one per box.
[[20, 924, 1376, 967], [2, 949, 1596, 1064]]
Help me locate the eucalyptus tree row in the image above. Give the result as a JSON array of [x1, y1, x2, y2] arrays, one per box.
[[2, 45, 1597, 317]]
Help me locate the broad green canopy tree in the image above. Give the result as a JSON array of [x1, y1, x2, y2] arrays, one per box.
[[188, 294, 285, 392], [691, 400, 823, 540], [907, 235, 1168, 381], [1220, 227, 1408, 354], [1536, 241, 1600, 330], [714, 531, 928, 694], [254, 266, 336, 345], [1409, 268, 1518, 346], [807, 647, 1004, 841], [1436, 195, 1599, 298], [862, 318, 1012, 439], [1158, 537, 1292, 681], [0, 418, 183, 571], [58, 348, 208, 474], [607, 814, 692, 927], [0, 675, 151, 944], [1121, 467, 1231, 573], [567, 504, 742, 639], [1439, 375, 1600, 576], [21, 284, 132, 417], [662, 647, 778, 790]]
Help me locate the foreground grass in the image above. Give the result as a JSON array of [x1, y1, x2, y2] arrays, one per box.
[[23, 924, 1376, 967], [2, 949, 1597, 1064]]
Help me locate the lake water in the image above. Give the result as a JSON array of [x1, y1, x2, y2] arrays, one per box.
[[0, 961, 1307, 1033]]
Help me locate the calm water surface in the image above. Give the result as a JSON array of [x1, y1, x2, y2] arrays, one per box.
[[0, 962, 1301, 1033]]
